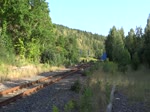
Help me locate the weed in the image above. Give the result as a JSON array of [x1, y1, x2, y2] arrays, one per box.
[[71, 80, 81, 93], [52, 105, 59, 112], [64, 100, 75, 112], [80, 88, 93, 112]]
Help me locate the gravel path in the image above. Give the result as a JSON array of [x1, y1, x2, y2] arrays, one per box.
[[112, 91, 150, 112], [0, 73, 85, 112]]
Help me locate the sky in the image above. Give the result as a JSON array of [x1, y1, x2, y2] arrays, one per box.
[[46, 0, 150, 36]]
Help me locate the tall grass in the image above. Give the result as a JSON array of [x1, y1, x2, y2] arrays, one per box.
[[89, 63, 150, 103], [0, 63, 65, 82], [78, 62, 150, 111], [77, 62, 111, 112]]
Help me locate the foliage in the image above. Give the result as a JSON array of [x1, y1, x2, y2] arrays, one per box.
[[0, 0, 54, 62], [52, 105, 59, 112], [125, 28, 135, 58], [131, 52, 140, 70], [102, 61, 118, 74], [144, 14, 150, 67], [105, 26, 138, 72], [80, 88, 93, 112], [40, 49, 64, 66], [55, 24, 105, 58], [64, 100, 75, 112], [118, 49, 131, 73], [0, 0, 150, 75]]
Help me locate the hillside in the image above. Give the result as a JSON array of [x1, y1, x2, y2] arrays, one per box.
[[54, 24, 105, 58]]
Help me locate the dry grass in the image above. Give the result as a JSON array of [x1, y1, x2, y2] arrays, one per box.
[[0, 64, 65, 82], [79, 63, 150, 112], [89, 65, 150, 103]]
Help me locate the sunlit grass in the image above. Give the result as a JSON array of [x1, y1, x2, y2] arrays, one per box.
[[79, 57, 98, 62], [0, 63, 65, 82], [90, 64, 150, 103]]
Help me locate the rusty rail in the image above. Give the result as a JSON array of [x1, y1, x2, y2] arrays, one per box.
[[0, 64, 89, 107], [0, 75, 53, 97]]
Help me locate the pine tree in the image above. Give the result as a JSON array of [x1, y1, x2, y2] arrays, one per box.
[[105, 26, 131, 72], [144, 14, 150, 66], [105, 26, 117, 61], [125, 29, 135, 59]]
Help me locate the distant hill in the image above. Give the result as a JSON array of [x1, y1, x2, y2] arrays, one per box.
[[54, 24, 106, 58]]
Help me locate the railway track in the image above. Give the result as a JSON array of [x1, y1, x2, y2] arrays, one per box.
[[0, 63, 89, 107]]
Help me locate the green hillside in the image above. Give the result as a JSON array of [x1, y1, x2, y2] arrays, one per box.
[[54, 24, 105, 58]]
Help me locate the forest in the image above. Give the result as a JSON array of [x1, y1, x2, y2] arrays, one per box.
[[0, 0, 150, 72], [0, 0, 105, 67]]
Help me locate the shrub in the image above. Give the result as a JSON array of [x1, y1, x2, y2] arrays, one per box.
[[40, 49, 64, 66], [70, 80, 81, 93], [102, 61, 118, 74]]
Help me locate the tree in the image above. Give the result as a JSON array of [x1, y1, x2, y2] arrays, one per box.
[[134, 26, 144, 63], [125, 29, 135, 59], [105, 26, 117, 61], [105, 26, 125, 63], [0, 0, 54, 61], [125, 27, 144, 65], [64, 37, 79, 64], [131, 52, 140, 70], [112, 29, 125, 62], [27, 0, 54, 61], [105, 26, 131, 72], [144, 14, 150, 67], [119, 48, 131, 73]]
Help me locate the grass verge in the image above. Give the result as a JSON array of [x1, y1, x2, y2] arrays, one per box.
[[78, 62, 150, 111], [0, 63, 65, 83]]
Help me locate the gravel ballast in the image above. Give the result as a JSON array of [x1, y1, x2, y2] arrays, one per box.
[[0, 73, 85, 112], [112, 91, 150, 112]]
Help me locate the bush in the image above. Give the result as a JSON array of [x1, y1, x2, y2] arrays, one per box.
[[102, 61, 118, 74], [70, 80, 81, 93], [40, 49, 53, 64], [40, 49, 64, 66]]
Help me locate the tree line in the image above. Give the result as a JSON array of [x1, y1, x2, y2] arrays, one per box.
[[1, 0, 150, 70], [0, 0, 105, 66], [105, 14, 150, 71]]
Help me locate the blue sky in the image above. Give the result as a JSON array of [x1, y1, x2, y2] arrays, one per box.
[[46, 0, 150, 36]]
